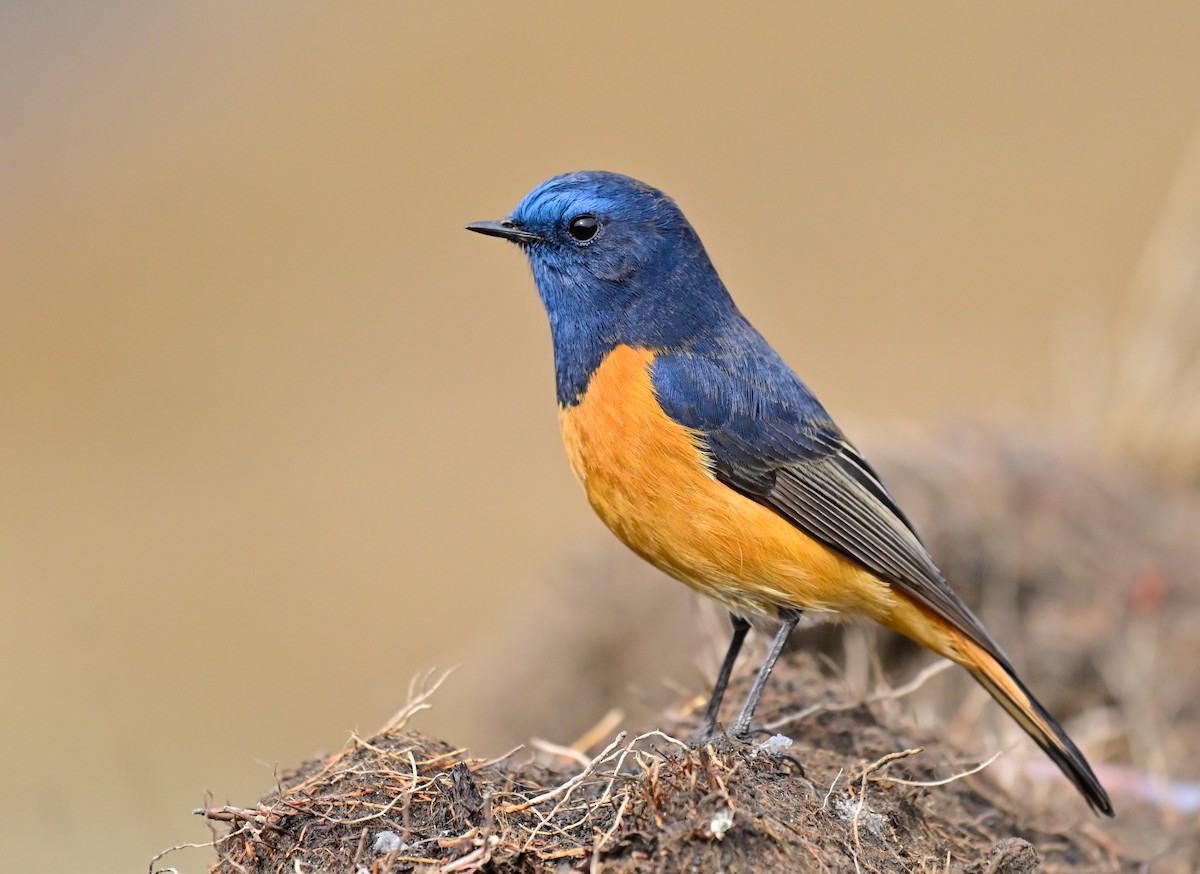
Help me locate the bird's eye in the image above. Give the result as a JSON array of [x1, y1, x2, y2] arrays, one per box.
[[567, 214, 600, 242]]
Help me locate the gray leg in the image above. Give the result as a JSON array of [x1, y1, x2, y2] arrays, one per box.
[[695, 614, 751, 742], [729, 610, 801, 738]]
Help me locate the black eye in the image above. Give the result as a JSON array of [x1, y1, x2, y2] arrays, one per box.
[[567, 214, 600, 242]]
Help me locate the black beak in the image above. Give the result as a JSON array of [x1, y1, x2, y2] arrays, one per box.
[[465, 219, 542, 244]]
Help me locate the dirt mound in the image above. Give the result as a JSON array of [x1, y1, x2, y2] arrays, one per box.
[[170, 658, 1124, 874]]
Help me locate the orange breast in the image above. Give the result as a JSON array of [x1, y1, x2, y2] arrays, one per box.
[[557, 345, 899, 621]]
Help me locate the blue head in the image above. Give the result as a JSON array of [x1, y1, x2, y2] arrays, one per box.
[[467, 171, 740, 405]]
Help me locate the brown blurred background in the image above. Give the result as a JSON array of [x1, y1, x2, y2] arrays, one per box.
[[3, 4, 1200, 872]]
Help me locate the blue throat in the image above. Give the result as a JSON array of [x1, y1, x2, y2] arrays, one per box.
[[534, 232, 739, 407]]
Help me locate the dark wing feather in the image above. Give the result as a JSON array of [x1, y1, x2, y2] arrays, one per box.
[[651, 332, 1006, 663], [761, 446, 1005, 663]]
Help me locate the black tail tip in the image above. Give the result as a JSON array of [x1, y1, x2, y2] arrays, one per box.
[[1045, 738, 1114, 817], [1088, 787, 1115, 818]]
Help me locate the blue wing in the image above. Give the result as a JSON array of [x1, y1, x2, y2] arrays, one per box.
[[651, 321, 1003, 661]]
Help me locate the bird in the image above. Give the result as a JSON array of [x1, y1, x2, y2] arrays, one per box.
[[466, 170, 1113, 816]]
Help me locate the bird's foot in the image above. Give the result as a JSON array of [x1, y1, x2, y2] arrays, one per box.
[[692, 725, 727, 748], [696, 719, 770, 745], [728, 718, 758, 741], [694, 724, 804, 774]]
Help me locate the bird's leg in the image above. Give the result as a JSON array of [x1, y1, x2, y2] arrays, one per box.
[[729, 609, 801, 739], [694, 613, 751, 743]]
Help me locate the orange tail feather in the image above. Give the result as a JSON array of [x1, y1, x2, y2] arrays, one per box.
[[950, 631, 1112, 815], [884, 596, 1113, 815]]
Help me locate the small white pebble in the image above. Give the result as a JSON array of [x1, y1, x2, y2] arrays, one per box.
[[831, 797, 886, 836], [372, 830, 404, 854], [753, 733, 794, 757], [708, 807, 734, 840]]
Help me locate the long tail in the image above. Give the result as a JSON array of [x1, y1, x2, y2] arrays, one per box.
[[947, 629, 1113, 815], [885, 600, 1114, 816]]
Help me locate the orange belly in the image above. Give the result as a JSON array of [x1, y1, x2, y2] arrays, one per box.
[[557, 345, 899, 622]]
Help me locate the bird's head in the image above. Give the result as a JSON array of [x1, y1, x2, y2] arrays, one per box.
[[467, 171, 733, 344]]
